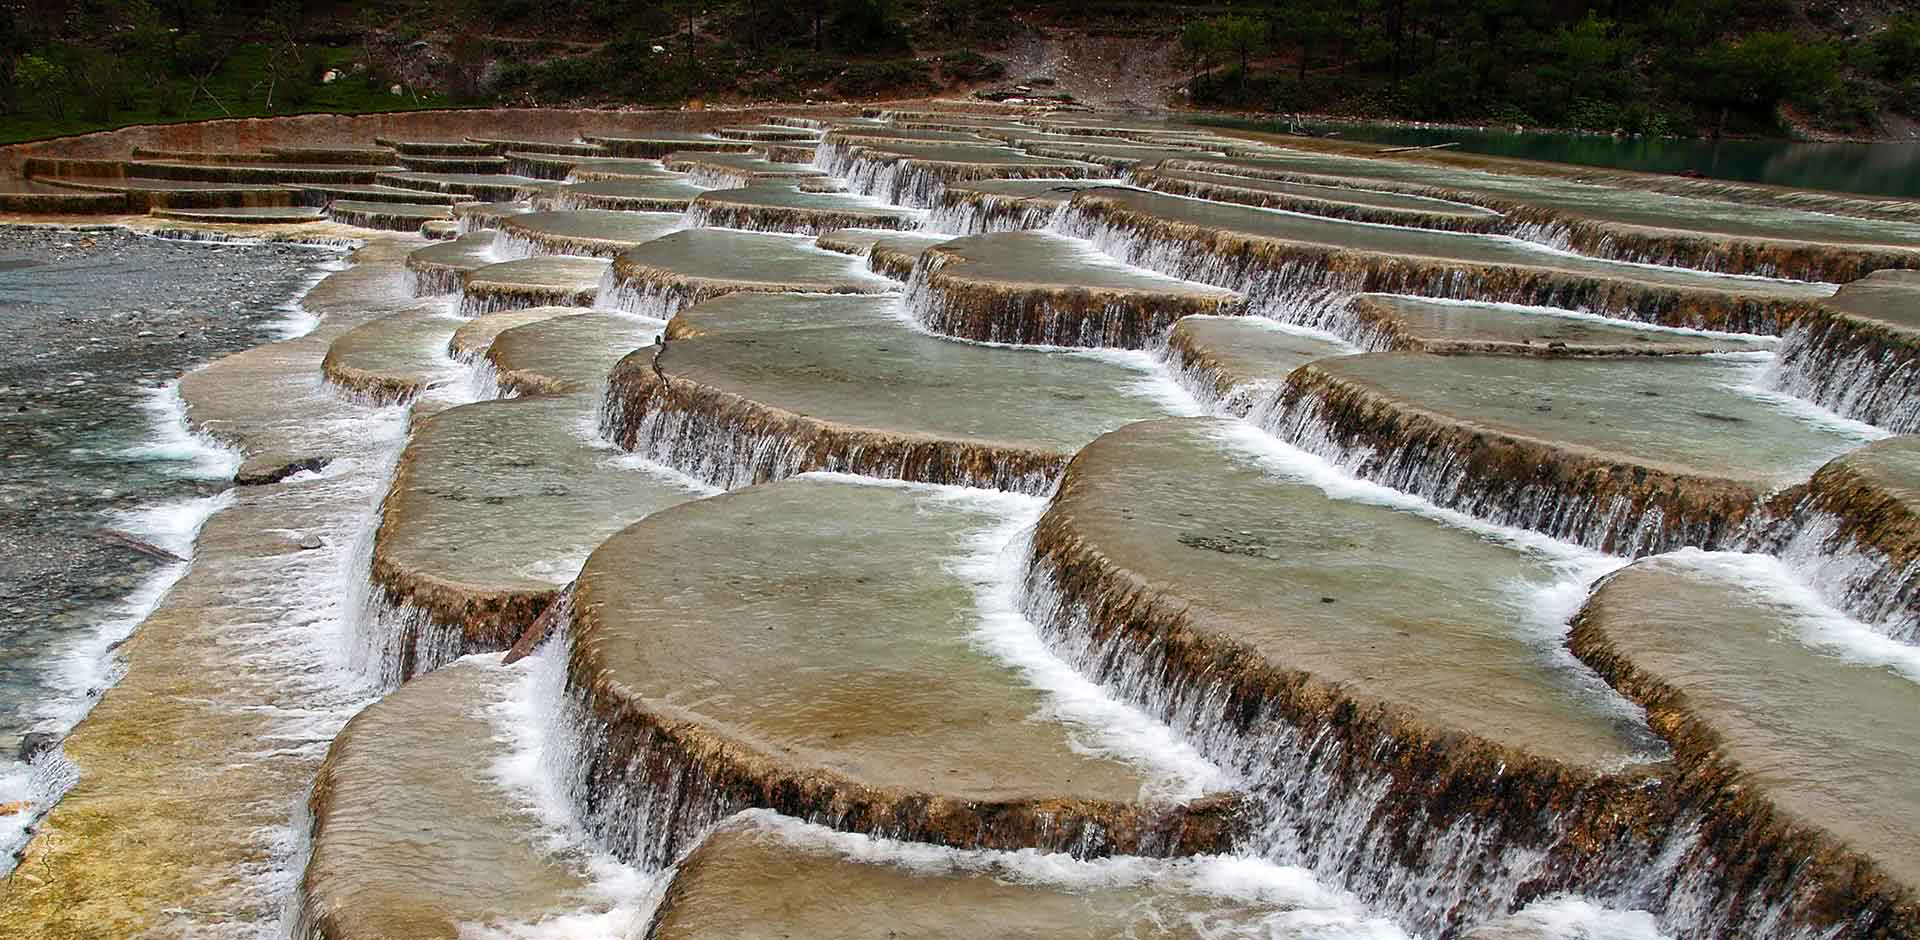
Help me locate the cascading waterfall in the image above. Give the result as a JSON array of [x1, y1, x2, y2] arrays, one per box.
[[1052, 205, 1372, 334], [594, 369, 1064, 496], [1012, 536, 1677, 936], [924, 188, 1073, 235], [1768, 512, 1920, 642], [594, 265, 709, 321], [26, 112, 1915, 940], [1254, 381, 1722, 558], [1763, 314, 1920, 434]]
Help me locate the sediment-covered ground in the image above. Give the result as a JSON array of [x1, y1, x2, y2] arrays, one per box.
[[2, 104, 1916, 940]]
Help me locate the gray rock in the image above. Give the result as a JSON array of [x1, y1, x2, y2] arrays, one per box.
[[17, 731, 59, 763]]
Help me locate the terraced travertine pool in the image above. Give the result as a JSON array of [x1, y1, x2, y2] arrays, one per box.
[[1, 105, 1917, 940]]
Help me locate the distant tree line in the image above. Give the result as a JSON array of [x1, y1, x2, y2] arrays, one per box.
[[4, 0, 1916, 139], [1179, 1, 1920, 135]]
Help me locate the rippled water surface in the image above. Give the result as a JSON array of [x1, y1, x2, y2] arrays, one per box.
[[0, 226, 336, 850]]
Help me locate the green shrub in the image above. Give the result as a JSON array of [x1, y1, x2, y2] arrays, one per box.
[[835, 58, 934, 97], [536, 57, 604, 99], [828, 0, 908, 54], [1871, 15, 1920, 82], [940, 50, 1005, 83], [18, 53, 69, 118]]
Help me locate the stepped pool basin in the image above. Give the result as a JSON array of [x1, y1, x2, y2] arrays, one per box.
[[2, 104, 1915, 940]]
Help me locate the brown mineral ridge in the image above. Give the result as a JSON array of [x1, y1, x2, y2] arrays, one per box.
[[1162, 315, 1348, 411], [1569, 560, 1919, 939], [912, 233, 1245, 349], [562, 481, 1243, 866], [1276, 356, 1774, 554], [1064, 189, 1829, 335]]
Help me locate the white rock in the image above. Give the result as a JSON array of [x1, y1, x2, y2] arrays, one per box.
[[651, 45, 665, 54], [390, 84, 403, 96], [321, 69, 339, 84]]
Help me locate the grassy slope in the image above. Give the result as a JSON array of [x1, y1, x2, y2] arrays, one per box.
[[0, 44, 451, 146]]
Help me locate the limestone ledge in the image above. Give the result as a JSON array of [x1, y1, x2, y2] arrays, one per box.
[[561, 590, 1243, 872], [603, 252, 888, 321], [1568, 568, 1919, 939], [1342, 294, 1760, 358], [683, 198, 911, 236], [1768, 274, 1920, 434], [1060, 193, 1827, 337], [1273, 361, 1767, 556], [1753, 438, 1920, 636], [927, 185, 1067, 234], [1156, 158, 1920, 283], [904, 241, 1245, 349], [1133, 167, 1508, 235], [1023, 437, 1673, 933], [600, 352, 1065, 494]]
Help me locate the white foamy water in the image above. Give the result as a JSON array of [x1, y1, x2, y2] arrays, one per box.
[[1713, 350, 1890, 446], [1485, 895, 1672, 939], [732, 808, 1413, 940], [926, 481, 1230, 802], [122, 379, 243, 479], [0, 489, 231, 873], [1660, 548, 1920, 683], [273, 254, 350, 340], [465, 651, 666, 940]]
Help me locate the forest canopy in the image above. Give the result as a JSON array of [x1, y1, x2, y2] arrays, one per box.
[[1, 0, 1914, 143]]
